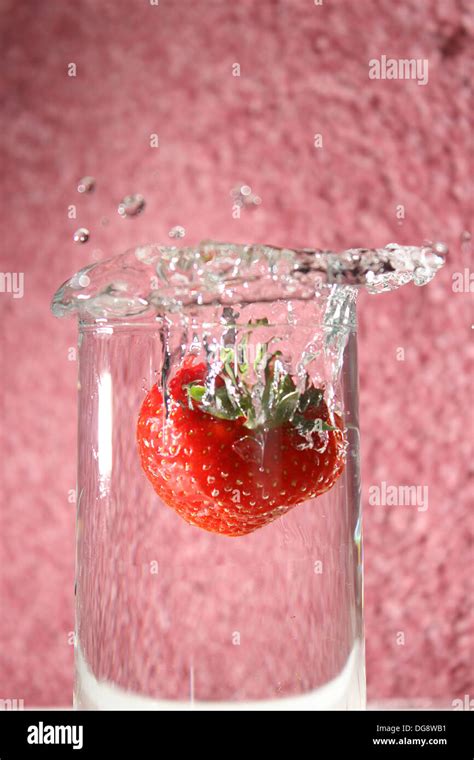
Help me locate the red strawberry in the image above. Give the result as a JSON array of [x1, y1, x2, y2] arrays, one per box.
[[137, 350, 345, 537]]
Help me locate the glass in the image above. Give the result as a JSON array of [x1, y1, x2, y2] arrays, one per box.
[[52, 240, 446, 709]]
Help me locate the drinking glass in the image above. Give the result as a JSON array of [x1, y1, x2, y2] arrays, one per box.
[[52, 240, 446, 709]]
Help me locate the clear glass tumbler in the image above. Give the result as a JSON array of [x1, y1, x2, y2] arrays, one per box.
[[52, 240, 446, 709]]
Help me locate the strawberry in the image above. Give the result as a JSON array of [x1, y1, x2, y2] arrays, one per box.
[[137, 333, 345, 537]]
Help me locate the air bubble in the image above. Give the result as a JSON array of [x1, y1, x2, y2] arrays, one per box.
[[118, 194, 146, 218], [73, 228, 89, 244]]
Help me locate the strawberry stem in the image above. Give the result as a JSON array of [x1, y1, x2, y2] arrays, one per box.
[[184, 320, 332, 433]]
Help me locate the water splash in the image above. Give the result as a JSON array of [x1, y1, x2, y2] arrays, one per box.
[[52, 240, 447, 320]]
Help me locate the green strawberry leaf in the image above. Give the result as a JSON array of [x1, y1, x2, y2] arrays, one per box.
[[272, 390, 300, 426], [187, 384, 206, 402], [298, 386, 324, 413], [205, 386, 245, 420]]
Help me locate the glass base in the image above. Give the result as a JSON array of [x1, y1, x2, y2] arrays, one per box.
[[74, 641, 366, 710]]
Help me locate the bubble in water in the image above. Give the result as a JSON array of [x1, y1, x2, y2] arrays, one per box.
[[73, 228, 90, 244], [118, 194, 146, 218], [240, 185, 252, 197], [168, 225, 186, 239], [77, 176, 95, 194], [70, 272, 91, 288]]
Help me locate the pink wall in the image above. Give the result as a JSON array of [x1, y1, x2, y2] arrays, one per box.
[[1, 0, 472, 706]]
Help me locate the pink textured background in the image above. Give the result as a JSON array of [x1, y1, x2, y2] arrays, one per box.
[[1, 0, 472, 706]]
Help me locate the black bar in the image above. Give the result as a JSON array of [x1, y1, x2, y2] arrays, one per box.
[[0, 709, 472, 757]]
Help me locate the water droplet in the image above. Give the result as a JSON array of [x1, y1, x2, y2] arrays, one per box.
[[118, 194, 146, 218], [232, 435, 264, 464], [77, 176, 95, 194], [432, 241, 448, 255], [73, 228, 89, 244], [168, 225, 186, 239], [231, 184, 262, 209]]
